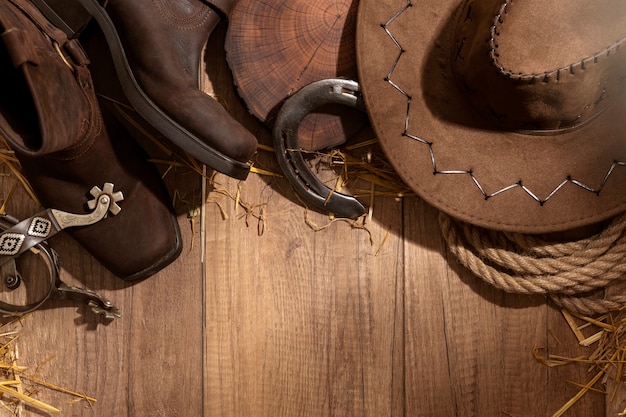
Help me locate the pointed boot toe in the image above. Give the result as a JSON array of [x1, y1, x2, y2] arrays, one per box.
[[33, 0, 258, 180], [0, 0, 182, 281]]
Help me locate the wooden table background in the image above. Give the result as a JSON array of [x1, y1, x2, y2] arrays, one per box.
[[1, 22, 624, 417]]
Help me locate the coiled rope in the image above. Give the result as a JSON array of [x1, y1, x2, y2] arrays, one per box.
[[438, 211, 626, 315]]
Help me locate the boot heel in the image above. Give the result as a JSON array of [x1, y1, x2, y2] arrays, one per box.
[[68, 0, 256, 180], [29, 0, 92, 38], [30, 0, 257, 180]]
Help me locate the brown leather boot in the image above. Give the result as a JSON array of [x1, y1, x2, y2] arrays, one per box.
[[0, 0, 182, 280], [33, 0, 257, 180]]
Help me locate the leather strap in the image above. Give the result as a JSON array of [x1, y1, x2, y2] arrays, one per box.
[[8, 0, 90, 66], [0, 210, 61, 259], [8, 0, 67, 45], [0, 184, 122, 261], [29, 0, 93, 38]]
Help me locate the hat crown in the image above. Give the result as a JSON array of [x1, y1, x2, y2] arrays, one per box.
[[454, 0, 626, 132]]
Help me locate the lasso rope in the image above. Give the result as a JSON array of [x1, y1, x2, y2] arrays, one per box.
[[438, 211, 626, 315]]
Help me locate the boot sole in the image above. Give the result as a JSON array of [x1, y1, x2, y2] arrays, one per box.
[[32, 0, 252, 180]]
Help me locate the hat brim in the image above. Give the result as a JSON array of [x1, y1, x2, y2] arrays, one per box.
[[356, 0, 626, 233]]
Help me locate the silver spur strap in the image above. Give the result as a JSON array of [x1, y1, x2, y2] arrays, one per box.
[[0, 183, 123, 319], [0, 183, 123, 259]]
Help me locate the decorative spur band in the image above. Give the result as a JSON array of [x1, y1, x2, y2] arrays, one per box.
[[0, 183, 123, 258]]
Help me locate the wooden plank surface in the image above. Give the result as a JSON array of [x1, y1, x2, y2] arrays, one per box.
[[0, 20, 620, 417], [4, 156, 205, 416]]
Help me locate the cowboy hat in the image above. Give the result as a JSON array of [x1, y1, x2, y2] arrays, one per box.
[[356, 0, 626, 233]]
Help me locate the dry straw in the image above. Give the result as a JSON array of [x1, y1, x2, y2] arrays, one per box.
[[10, 95, 626, 414], [300, 136, 626, 415], [534, 309, 626, 417], [0, 317, 96, 416]]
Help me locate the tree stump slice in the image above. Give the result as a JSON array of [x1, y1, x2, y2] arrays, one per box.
[[225, 0, 368, 150]]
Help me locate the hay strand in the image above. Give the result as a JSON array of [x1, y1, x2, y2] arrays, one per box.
[[0, 318, 97, 415], [535, 308, 626, 415]]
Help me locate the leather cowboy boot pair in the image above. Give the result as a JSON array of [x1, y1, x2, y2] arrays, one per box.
[[34, 0, 257, 180], [0, 0, 181, 280]]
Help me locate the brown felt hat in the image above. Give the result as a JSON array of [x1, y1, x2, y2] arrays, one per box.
[[356, 0, 626, 233]]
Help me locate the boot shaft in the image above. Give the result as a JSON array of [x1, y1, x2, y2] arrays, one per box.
[[0, 0, 94, 156], [25, 0, 258, 179]]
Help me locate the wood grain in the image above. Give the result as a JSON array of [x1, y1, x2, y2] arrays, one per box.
[[0, 20, 619, 417], [225, 0, 369, 150]]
